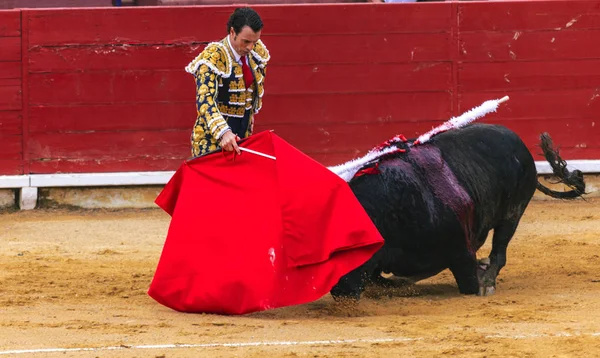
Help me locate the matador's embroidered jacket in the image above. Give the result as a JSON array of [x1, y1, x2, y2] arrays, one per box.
[[185, 37, 270, 157]]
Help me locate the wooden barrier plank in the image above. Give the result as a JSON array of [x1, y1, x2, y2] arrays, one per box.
[[27, 7, 224, 46], [269, 63, 452, 94], [257, 121, 456, 155], [0, 37, 21, 62], [492, 118, 600, 161], [459, 30, 600, 62], [458, 60, 600, 92], [308, 152, 368, 167], [28, 44, 200, 72], [28, 33, 451, 73], [14, 1, 600, 174], [260, 92, 453, 124], [529, 147, 600, 160], [272, 118, 600, 166], [0, 160, 23, 175], [266, 33, 452, 64], [0, 80, 22, 111], [261, 4, 452, 34], [310, 148, 600, 168], [0, 134, 22, 159], [28, 92, 451, 132], [29, 103, 195, 132], [0, 10, 20, 37], [459, 0, 600, 32], [28, 130, 190, 159], [0, 11, 22, 175], [0, 111, 22, 135], [21, 7, 30, 175], [27, 120, 456, 166], [29, 63, 451, 104], [29, 158, 185, 174], [459, 90, 600, 120], [27, 5, 452, 46], [0, 62, 20, 79], [488, 118, 599, 148], [29, 71, 191, 105], [2, 0, 110, 8]]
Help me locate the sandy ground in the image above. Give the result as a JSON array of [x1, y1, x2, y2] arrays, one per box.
[[0, 198, 599, 357]]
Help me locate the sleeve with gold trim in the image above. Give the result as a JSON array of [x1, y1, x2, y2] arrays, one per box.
[[186, 42, 233, 143], [249, 39, 270, 115]]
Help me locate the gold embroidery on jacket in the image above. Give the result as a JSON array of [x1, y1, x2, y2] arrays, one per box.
[[187, 38, 270, 157]]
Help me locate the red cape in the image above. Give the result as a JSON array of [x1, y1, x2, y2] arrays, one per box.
[[148, 131, 384, 314]]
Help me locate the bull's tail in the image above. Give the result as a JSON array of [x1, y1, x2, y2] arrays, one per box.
[[536, 132, 586, 199]]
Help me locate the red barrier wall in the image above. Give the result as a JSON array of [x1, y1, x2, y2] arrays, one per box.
[[1, 1, 599, 175], [0, 10, 22, 175]]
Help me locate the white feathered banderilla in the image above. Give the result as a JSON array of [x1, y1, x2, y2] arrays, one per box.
[[328, 96, 510, 182]]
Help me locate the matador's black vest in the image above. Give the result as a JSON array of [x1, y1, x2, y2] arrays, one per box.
[[217, 68, 255, 139]]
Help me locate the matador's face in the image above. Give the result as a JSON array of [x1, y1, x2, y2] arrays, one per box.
[[229, 25, 261, 57]]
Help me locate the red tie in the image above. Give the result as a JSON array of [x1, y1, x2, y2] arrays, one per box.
[[240, 56, 254, 89]]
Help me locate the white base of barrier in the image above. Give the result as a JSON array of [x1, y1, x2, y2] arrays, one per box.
[[19, 187, 38, 210], [3, 171, 174, 210], [1, 160, 599, 210]]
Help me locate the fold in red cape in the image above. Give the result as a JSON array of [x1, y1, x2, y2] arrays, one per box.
[[148, 131, 384, 315]]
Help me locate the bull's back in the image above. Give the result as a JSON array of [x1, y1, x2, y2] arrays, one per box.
[[431, 123, 538, 217]]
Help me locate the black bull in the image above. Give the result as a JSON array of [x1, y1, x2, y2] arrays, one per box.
[[331, 123, 585, 300]]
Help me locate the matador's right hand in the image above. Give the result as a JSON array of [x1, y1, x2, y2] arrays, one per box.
[[220, 131, 241, 155]]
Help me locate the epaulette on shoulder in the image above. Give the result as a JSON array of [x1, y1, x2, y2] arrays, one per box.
[[185, 41, 232, 77], [250, 39, 270, 65]]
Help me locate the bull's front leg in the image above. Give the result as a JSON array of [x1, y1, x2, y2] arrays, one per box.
[[330, 265, 368, 301], [477, 219, 521, 296], [448, 249, 480, 295]]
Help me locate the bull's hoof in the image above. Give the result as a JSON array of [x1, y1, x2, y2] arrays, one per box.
[[478, 257, 491, 270], [477, 285, 496, 296], [476, 257, 497, 296]]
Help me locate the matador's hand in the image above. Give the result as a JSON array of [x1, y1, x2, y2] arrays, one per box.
[[220, 131, 241, 155]]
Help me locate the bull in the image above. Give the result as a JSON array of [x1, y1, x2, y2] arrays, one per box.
[[330, 123, 585, 300]]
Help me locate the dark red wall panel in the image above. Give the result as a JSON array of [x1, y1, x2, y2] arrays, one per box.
[[27, 131, 189, 172], [28, 158, 185, 174], [260, 92, 453, 125], [0, 10, 20, 37], [0, 80, 21, 111], [28, 45, 199, 72], [28, 71, 190, 105], [458, 60, 600, 92], [0, 110, 23, 175], [0, 111, 22, 135], [459, 31, 600, 62], [26, 7, 225, 46], [456, 0, 600, 168], [267, 33, 452, 64], [0, 10, 22, 175], [458, 1, 600, 32], [0, 37, 20, 61], [0, 61, 21, 79], [28, 131, 189, 159], [0, 0, 110, 9], [28, 103, 195, 132]]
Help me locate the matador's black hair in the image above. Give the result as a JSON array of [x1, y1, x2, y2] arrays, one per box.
[[227, 7, 263, 35]]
